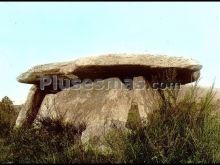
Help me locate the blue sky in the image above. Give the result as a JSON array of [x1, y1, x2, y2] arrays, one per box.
[[0, 2, 220, 104]]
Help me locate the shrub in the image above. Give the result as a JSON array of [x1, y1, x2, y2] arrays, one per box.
[[0, 96, 17, 138], [5, 117, 87, 163], [104, 83, 220, 163]]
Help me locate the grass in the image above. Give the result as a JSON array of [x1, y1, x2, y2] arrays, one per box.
[[0, 83, 219, 163], [122, 84, 220, 163]]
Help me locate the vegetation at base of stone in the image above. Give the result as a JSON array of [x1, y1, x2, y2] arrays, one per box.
[[104, 83, 220, 163], [3, 118, 88, 163], [0, 83, 220, 163]]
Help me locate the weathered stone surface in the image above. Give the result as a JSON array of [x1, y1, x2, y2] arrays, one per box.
[[17, 54, 202, 85], [15, 85, 49, 128], [34, 77, 160, 144]]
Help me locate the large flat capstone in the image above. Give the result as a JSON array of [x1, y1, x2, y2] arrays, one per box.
[[17, 54, 202, 85]]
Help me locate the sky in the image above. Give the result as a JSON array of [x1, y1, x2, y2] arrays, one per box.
[[0, 2, 220, 104]]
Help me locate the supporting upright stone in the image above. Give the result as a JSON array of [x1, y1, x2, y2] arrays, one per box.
[[15, 85, 48, 128], [132, 76, 161, 120]]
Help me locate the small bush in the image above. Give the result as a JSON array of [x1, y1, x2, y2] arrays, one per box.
[[4, 118, 86, 163], [0, 96, 17, 138]]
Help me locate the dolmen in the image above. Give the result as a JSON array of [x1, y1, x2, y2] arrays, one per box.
[[15, 54, 202, 144]]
